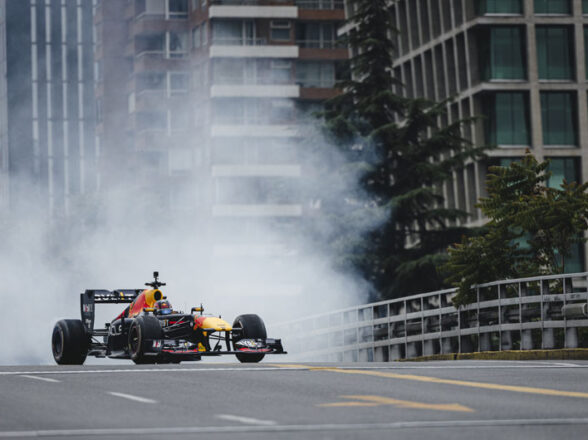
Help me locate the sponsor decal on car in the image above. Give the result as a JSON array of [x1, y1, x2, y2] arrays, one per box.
[[236, 339, 262, 349]]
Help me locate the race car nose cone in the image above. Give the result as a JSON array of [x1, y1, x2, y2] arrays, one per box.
[[200, 317, 232, 331]]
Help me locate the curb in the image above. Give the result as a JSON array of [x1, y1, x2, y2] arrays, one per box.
[[397, 348, 588, 362]]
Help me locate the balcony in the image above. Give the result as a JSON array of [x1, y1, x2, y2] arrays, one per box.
[[295, 0, 344, 10], [211, 164, 301, 177], [297, 0, 344, 20], [211, 124, 299, 137], [209, 3, 297, 19], [212, 204, 303, 217], [211, 84, 300, 98], [210, 40, 299, 58], [133, 50, 190, 71]]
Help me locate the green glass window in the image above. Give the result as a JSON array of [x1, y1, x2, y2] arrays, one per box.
[[483, 92, 530, 145], [562, 244, 584, 273], [584, 0, 588, 14], [540, 92, 577, 145], [584, 27, 588, 78], [535, 0, 571, 13], [480, 27, 526, 80], [536, 26, 574, 80], [547, 157, 578, 188], [477, 0, 523, 14], [547, 157, 583, 273]]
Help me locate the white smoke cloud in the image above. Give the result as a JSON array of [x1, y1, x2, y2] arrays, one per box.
[[1, 69, 379, 367]]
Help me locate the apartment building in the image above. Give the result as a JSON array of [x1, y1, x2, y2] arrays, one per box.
[[0, 0, 98, 218], [387, 0, 588, 271], [94, 0, 347, 302]]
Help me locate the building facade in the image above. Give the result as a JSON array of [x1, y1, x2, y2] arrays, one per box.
[[94, 0, 346, 301], [387, 0, 588, 271], [0, 0, 98, 219]]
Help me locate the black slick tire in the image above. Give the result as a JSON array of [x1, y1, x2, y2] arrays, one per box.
[[232, 314, 267, 363], [52, 319, 89, 365], [128, 315, 163, 364]]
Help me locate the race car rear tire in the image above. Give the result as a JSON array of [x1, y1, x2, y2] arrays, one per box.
[[52, 319, 88, 365], [128, 316, 163, 364], [232, 314, 267, 363]]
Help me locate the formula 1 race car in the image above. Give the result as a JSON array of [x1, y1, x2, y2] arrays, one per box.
[[51, 272, 286, 365]]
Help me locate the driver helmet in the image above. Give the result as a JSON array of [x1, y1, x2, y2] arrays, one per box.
[[154, 299, 172, 315]]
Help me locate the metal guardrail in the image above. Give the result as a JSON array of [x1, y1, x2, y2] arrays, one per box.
[[273, 273, 588, 362]]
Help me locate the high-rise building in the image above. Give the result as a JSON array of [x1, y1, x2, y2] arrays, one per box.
[[386, 0, 588, 271], [94, 0, 347, 302], [0, 0, 98, 218]]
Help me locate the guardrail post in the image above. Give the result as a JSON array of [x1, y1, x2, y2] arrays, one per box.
[[501, 331, 512, 350], [542, 329, 555, 349], [406, 342, 419, 358], [480, 332, 491, 351], [390, 344, 403, 360], [521, 330, 534, 349], [565, 327, 578, 348], [423, 339, 436, 356]]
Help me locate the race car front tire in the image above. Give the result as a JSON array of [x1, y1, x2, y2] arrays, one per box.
[[128, 316, 163, 364], [52, 319, 88, 365], [232, 314, 267, 363]]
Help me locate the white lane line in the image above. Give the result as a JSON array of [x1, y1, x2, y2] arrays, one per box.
[[549, 362, 581, 367], [1, 363, 586, 376], [106, 392, 157, 404], [1, 418, 588, 437], [216, 414, 277, 426], [0, 367, 299, 376], [19, 375, 60, 383]]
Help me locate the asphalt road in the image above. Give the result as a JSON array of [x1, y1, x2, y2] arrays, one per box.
[[1, 360, 587, 440]]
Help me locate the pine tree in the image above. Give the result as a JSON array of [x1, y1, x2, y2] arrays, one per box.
[[445, 153, 588, 306], [320, 0, 486, 299]]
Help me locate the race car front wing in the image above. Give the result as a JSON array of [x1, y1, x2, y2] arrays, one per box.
[[150, 338, 286, 357]]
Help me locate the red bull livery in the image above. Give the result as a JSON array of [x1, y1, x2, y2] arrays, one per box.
[[51, 272, 286, 365]]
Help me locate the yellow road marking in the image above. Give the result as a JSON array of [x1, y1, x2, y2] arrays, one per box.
[[319, 395, 474, 412], [270, 364, 588, 399]]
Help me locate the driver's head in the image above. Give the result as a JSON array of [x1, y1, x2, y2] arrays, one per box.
[[154, 299, 172, 315]]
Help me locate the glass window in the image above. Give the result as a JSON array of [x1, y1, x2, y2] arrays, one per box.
[[536, 26, 574, 80], [167, 0, 188, 18], [480, 26, 526, 80], [584, 0, 588, 13], [212, 20, 255, 45], [535, 0, 571, 13], [561, 244, 584, 273], [270, 60, 292, 84], [584, 27, 588, 78], [540, 92, 577, 146], [296, 61, 335, 87], [144, 0, 165, 16], [168, 72, 189, 94], [138, 34, 165, 53], [477, 0, 523, 14], [547, 157, 579, 188], [483, 92, 530, 145], [271, 20, 291, 41], [167, 31, 188, 58], [136, 72, 166, 92], [212, 59, 257, 85], [295, 22, 336, 48], [545, 157, 585, 272]]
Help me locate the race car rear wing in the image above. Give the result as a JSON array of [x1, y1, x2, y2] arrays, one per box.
[[80, 289, 143, 333]]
